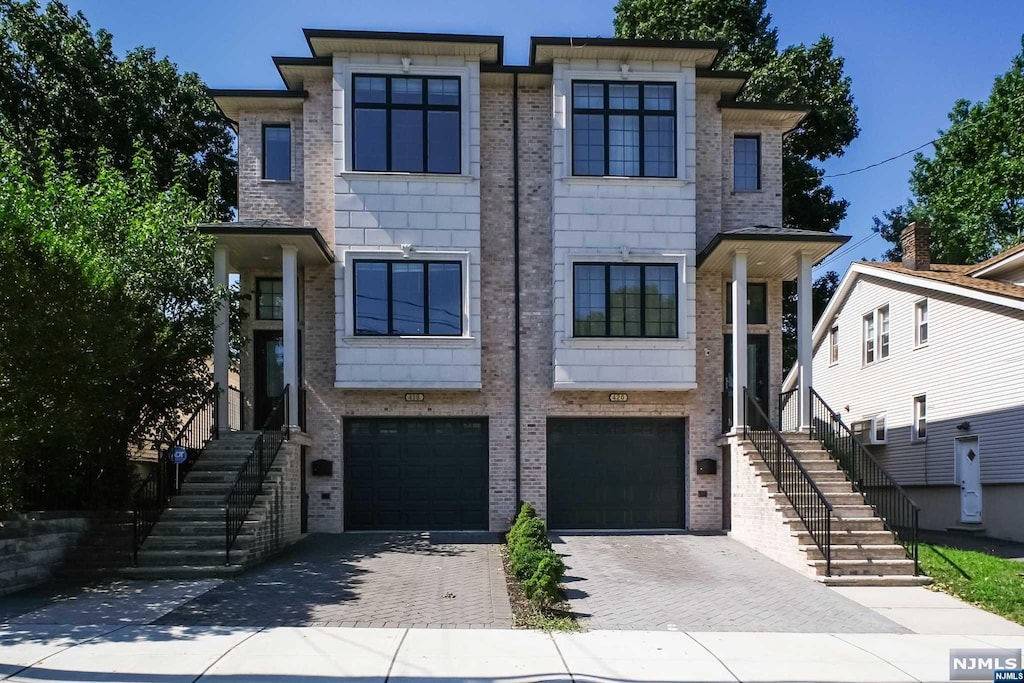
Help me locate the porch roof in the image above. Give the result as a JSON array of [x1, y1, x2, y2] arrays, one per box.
[[697, 226, 849, 279], [197, 221, 335, 268]]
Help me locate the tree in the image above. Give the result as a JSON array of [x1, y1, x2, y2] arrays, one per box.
[[0, 0, 236, 216], [0, 144, 221, 510], [875, 39, 1024, 264], [613, 0, 859, 234]]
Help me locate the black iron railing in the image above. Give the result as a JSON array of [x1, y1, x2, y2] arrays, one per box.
[[779, 388, 799, 433], [132, 384, 220, 564], [743, 388, 833, 576], [228, 386, 245, 432], [809, 387, 921, 574], [721, 389, 733, 433], [224, 385, 289, 564]]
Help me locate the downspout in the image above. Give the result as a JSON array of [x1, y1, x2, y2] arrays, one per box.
[[513, 72, 522, 507]]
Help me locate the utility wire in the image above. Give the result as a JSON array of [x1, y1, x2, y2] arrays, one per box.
[[815, 231, 880, 270]]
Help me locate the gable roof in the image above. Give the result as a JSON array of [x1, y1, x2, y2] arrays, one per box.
[[864, 262, 1024, 301], [967, 241, 1024, 278]]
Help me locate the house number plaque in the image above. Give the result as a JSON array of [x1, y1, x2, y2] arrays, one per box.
[[405, 393, 425, 402], [609, 393, 629, 403]]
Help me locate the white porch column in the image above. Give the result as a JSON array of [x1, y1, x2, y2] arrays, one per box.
[[731, 250, 748, 431], [797, 250, 814, 431], [281, 245, 300, 430], [213, 245, 230, 435]]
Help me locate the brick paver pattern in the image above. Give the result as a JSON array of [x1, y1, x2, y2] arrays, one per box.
[[555, 533, 908, 633], [157, 533, 513, 628]]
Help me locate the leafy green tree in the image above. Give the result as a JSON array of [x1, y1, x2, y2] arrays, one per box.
[[875, 40, 1024, 264], [871, 204, 914, 262], [0, 144, 221, 510], [614, 0, 859, 233], [0, 0, 236, 216]]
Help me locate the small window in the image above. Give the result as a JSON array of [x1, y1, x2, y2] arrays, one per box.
[[571, 81, 676, 178], [878, 305, 890, 359], [829, 325, 839, 365], [262, 124, 291, 180], [733, 135, 760, 191], [915, 299, 929, 346], [725, 282, 768, 325], [873, 414, 887, 444], [913, 395, 927, 441], [353, 260, 462, 336], [863, 313, 875, 364], [573, 263, 678, 338], [863, 306, 889, 365], [256, 278, 283, 320], [352, 75, 461, 174]]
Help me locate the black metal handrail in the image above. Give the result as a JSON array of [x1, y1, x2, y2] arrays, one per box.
[[228, 386, 245, 432], [224, 385, 289, 565], [809, 387, 921, 574], [743, 388, 833, 576], [779, 388, 799, 433], [132, 384, 220, 564]]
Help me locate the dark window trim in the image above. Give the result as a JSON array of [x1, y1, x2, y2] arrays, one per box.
[[351, 74, 462, 174], [733, 134, 761, 191], [262, 123, 291, 181], [725, 281, 768, 325], [255, 277, 284, 321], [572, 262, 679, 339], [353, 259, 464, 336], [570, 80, 677, 179]]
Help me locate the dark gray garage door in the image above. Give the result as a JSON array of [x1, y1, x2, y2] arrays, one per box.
[[547, 418, 685, 529], [344, 418, 488, 530]]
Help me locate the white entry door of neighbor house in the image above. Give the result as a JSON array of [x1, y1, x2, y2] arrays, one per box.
[[955, 436, 982, 523]]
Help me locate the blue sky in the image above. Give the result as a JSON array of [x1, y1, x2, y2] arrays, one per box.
[[65, 0, 1024, 276]]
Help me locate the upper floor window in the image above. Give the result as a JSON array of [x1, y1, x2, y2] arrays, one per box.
[[573, 263, 677, 338], [725, 282, 768, 325], [352, 75, 461, 174], [913, 395, 927, 441], [263, 124, 291, 180], [733, 135, 760, 191], [353, 260, 462, 336], [862, 305, 890, 364], [915, 299, 929, 346], [256, 278, 283, 320], [829, 325, 839, 364], [571, 81, 676, 178]]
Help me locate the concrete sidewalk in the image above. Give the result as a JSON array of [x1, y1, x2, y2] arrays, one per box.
[[2, 624, 1024, 682]]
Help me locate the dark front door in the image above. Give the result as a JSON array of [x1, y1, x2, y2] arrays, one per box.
[[344, 418, 488, 530], [253, 330, 285, 429], [547, 418, 686, 529], [723, 334, 770, 430]]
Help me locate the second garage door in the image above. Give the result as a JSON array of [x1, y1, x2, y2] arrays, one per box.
[[344, 418, 488, 530], [547, 418, 685, 529]]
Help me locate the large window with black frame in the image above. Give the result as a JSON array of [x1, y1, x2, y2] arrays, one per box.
[[351, 75, 461, 173], [353, 260, 463, 336], [571, 80, 676, 178], [573, 263, 678, 338]]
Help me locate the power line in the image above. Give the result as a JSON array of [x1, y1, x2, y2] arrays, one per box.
[[815, 230, 880, 270]]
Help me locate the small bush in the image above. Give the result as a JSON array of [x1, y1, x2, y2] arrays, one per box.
[[523, 554, 565, 606], [507, 516, 551, 552], [505, 502, 565, 607]]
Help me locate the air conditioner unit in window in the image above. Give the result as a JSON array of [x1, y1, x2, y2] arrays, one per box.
[[851, 417, 886, 445]]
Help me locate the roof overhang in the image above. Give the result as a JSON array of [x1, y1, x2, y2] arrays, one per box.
[[208, 90, 306, 129], [719, 101, 809, 131], [480, 63, 553, 88], [304, 29, 503, 63], [968, 244, 1024, 279], [698, 228, 849, 280], [273, 56, 332, 91], [696, 69, 749, 97], [198, 222, 334, 268], [530, 36, 723, 68]]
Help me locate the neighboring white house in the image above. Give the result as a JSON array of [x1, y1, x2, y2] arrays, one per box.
[[788, 222, 1024, 542]]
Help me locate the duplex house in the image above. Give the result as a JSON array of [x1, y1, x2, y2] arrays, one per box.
[[786, 222, 1024, 543], [132, 28, 928, 584]]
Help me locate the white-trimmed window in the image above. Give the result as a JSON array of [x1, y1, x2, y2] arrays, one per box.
[[913, 395, 927, 441], [915, 299, 929, 346], [863, 306, 890, 365], [829, 325, 839, 365], [873, 413, 888, 444]]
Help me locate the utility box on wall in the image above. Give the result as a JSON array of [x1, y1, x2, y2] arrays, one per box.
[[311, 459, 333, 477], [696, 458, 717, 475]]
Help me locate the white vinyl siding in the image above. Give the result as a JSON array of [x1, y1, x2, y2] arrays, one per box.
[[811, 274, 1024, 486]]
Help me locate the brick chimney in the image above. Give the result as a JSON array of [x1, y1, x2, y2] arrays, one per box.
[[900, 221, 931, 271]]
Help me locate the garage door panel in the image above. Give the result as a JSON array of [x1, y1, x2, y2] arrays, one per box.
[[345, 418, 488, 531]]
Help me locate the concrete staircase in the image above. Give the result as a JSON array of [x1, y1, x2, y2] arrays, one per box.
[[127, 431, 283, 579], [742, 433, 930, 586]]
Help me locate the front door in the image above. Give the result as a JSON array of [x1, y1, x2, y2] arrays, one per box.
[[254, 330, 285, 428], [956, 436, 982, 523], [723, 334, 770, 430]]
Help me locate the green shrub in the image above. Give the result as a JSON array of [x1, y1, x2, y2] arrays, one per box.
[[510, 544, 548, 580], [505, 502, 566, 607], [523, 553, 565, 606], [507, 516, 551, 552]]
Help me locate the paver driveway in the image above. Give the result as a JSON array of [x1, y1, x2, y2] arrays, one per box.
[[157, 532, 512, 628], [554, 532, 908, 632]]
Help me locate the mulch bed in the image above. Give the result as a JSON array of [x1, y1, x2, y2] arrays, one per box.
[[499, 544, 578, 630]]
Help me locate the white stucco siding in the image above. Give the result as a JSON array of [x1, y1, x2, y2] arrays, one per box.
[[332, 54, 482, 389], [811, 273, 1024, 486], [549, 59, 698, 390]]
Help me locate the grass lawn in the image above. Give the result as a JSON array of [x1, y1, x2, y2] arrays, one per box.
[[919, 543, 1024, 626]]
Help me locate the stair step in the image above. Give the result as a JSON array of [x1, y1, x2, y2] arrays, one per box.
[[150, 520, 259, 536], [120, 565, 247, 580], [779, 503, 877, 519], [773, 491, 865, 505], [800, 544, 910, 561], [144, 534, 253, 551], [135, 548, 248, 566], [810, 558, 918, 577], [793, 529, 896, 545], [749, 459, 841, 474], [821, 574, 933, 587]]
